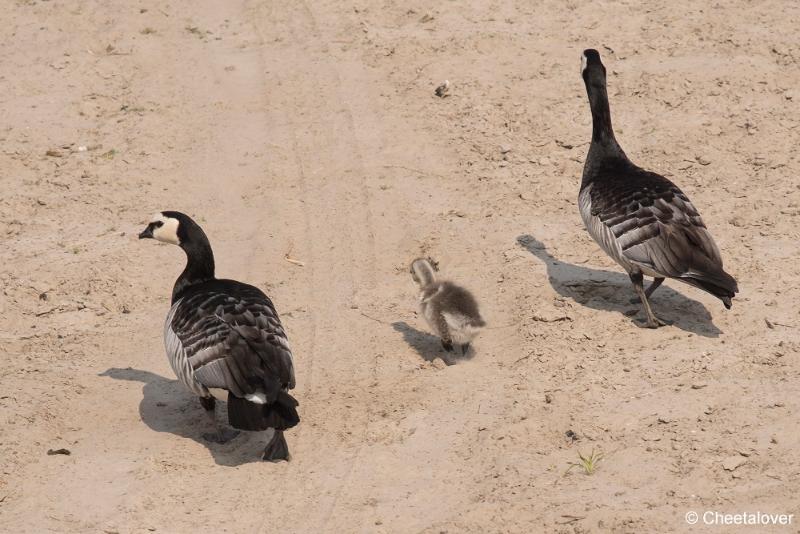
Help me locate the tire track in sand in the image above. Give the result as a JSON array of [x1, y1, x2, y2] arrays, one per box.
[[248, 1, 381, 531]]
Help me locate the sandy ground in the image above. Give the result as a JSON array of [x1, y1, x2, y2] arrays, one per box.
[[2, 1, 800, 532]]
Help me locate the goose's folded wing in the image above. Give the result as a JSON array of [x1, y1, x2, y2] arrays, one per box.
[[170, 286, 295, 400], [592, 169, 723, 279]]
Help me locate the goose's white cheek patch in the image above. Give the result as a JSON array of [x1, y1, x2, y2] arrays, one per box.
[[153, 216, 180, 245]]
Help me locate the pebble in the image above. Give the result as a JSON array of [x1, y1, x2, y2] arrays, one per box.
[[434, 80, 450, 97], [728, 215, 746, 227], [722, 456, 746, 471]]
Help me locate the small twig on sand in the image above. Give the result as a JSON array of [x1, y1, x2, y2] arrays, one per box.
[[359, 311, 391, 325], [284, 255, 305, 267], [284, 243, 305, 267], [556, 515, 586, 525], [512, 353, 531, 366]]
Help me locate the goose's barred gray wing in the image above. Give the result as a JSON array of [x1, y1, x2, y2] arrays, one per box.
[[167, 280, 296, 403], [584, 161, 737, 305]]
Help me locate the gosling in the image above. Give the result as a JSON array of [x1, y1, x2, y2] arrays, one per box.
[[410, 257, 485, 356]]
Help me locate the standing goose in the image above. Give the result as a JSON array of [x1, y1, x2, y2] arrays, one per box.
[[139, 211, 299, 461], [579, 49, 738, 327], [410, 257, 485, 355]]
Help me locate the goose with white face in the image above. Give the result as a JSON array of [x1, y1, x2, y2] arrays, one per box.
[[139, 212, 181, 245]]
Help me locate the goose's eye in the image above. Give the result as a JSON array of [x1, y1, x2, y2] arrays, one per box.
[[154, 221, 164, 228]]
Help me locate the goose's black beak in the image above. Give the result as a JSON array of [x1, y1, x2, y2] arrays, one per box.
[[138, 225, 154, 239]]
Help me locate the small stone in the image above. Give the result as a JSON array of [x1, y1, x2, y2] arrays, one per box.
[[555, 139, 574, 150], [544, 393, 553, 404], [642, 431, 662, 442], [695, 155, 711, 166], [691, 382, 707, 390], [434, 80, 450, 98], [722, 456, 746, 471], [729, 215, 746, 227]]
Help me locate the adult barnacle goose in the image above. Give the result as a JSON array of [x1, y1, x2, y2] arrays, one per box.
[[139, 211, 299, 461], [410, 257, 485, 355], [579, 49, 738, 327]]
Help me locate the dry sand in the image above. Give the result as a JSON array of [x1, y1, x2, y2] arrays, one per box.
[[2, 1, 799, 532]]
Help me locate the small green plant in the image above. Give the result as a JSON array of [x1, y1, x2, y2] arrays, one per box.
[[565, 449, 604, 476]]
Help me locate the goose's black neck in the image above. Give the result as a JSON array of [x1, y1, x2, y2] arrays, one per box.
[[588, 84, 617, 146], [172, 233, 215, 303], [582, 55, 626, 161]]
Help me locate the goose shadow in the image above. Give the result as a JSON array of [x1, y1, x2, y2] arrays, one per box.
[[516, 234, 721, 337], [99, 367, 273, 467], [391, 321, 474, 365]]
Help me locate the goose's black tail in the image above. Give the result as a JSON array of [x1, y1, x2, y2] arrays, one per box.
[[227, 390, 300, 431]]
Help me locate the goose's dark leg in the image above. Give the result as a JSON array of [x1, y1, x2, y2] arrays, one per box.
[[629, 277, 665, 303], [199, 396, 240, 444], [646, 277, 665, 298], [437, 315, 453, 352], [629, 273, 669, 328], [262, 429, 290, 462], [461, 342, 471, 356]]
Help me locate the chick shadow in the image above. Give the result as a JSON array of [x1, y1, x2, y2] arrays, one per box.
[[391, 321, 474, 365], [99, 367, 270, 466], [516, 235, 721, 337]]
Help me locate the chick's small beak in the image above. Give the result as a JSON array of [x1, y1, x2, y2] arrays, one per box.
[[139, 225, 154, 239]]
